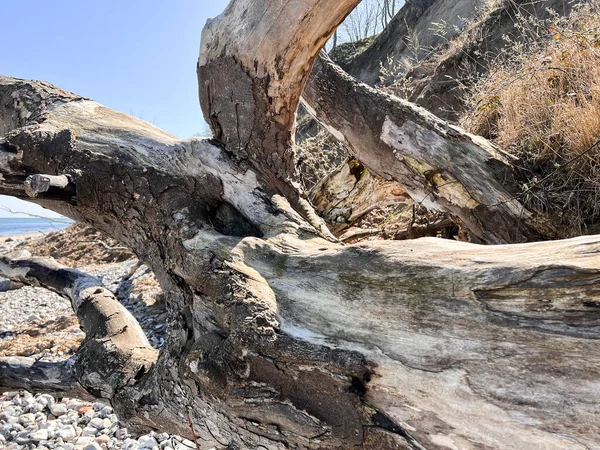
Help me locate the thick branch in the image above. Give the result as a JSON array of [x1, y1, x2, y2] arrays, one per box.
[[0, 252, 157, 398], [0, 75, 303, 242], [198, 0, 360, 182], [303, 52, 548, 244], [0, 357, 91, 398], [231, 232, 600, 449]]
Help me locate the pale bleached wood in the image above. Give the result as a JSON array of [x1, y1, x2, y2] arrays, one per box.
[[0, 1, 599, 448], [303, 52, 550, 244]]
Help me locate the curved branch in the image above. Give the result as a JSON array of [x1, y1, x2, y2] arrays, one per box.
[[0, 357, 92, 399], [197, 1, 366, 240], [302, 52, 548, 244], [0, 252, 157, 398]]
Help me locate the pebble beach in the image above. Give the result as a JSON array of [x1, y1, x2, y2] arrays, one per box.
[[0, 229, 196, 450]]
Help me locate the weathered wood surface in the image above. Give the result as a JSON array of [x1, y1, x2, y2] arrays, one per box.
[[237, 233, 600, 449], [24, 174, 73, 198], [310, 158, 411, 233], [303, 52, 549, 244], [0, 251, 156, 399], [1, 0, 599, 449]]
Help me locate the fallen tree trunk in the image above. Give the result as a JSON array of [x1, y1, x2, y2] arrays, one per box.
[[0, 1, 599, 449], [303, 52, 550, 244]]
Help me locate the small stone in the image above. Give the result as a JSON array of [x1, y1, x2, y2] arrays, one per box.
[[18, 413, 36, 426], [78, 405, 93, 415], [39, 420, 58, 430], [50, 403, 68, 417], [155, 433, 169, 443], [61, 444, 75, 450], [92, 402, 106, 411], [29, 430, 48, 442], [15, 436, 30, 445], [138, 436, 159, 448], [84, 443, 103, 450], [115, 428, 128, 439], [82, 426, 99, 437], [74, 436, 95, 445], [123, 438, 140, 450], [56, 425, 77, 440], [95, 435, 111, 445], [66, 400, 82, 410], [89, 417, 105, 430], [29, 402, 45, 413]]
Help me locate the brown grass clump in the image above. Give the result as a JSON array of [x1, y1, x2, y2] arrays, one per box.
[[294, 126, 349, 191], [463, 3, 600, 236], [0, 316, 82, 357], [17, 223, 135, 267]]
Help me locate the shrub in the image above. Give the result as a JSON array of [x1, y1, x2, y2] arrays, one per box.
[[462, 2, 600, 236]]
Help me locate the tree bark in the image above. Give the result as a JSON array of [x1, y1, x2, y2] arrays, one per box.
[[0, 1, 599, 449], [303, 52, 553, 244]]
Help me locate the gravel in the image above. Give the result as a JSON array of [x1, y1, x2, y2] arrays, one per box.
[[0, 287, 74, 338], [0, 391, 203, 450]]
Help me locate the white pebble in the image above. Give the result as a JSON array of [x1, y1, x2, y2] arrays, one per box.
[[56, 425, 77, 440], [74, 436, 95, 445], [30, 429, 49, 441], [18, 413, 36, 426], [139, 436, 159, 448], [50, 403, 68, 417], [84, 443, 103, 450], [82, 426, 98, 437]]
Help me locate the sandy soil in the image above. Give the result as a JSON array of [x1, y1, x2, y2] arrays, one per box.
[[0, 232, 44, 243]]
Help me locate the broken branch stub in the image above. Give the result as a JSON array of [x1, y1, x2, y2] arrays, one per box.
[[24, 174, 73, 198]]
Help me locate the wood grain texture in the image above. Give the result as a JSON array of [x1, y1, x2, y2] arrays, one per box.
[[303, 52, 551, 244], [0, 1, 599, 448]]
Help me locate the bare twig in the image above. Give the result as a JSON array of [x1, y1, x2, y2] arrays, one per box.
[[185, 408, 201, 450]]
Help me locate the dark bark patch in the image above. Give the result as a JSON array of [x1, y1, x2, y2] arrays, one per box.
[[209, 202, 262, 237]]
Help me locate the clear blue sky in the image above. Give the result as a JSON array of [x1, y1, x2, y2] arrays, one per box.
[[1, 0, 229, 217]]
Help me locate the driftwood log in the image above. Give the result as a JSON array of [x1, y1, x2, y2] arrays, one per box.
[[0, 1, 599, 449]]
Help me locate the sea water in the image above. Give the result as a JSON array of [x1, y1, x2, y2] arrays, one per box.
[[0, 217, 73, 237]]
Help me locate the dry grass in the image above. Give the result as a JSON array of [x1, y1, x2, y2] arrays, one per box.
[[295, 127, 349, 191], [462, 2, 600, 236], [0, 316, 82, 357]]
